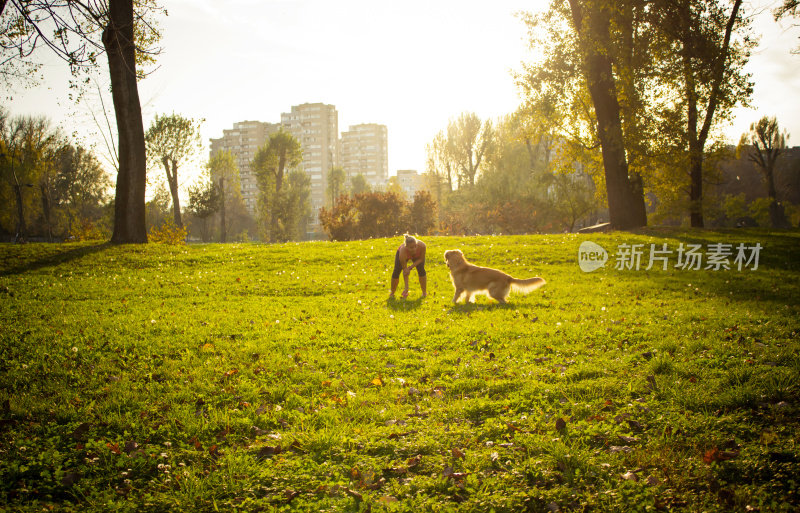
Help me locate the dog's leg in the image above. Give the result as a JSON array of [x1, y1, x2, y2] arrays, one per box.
[[452, 288, 463, 304], [464, 292, 473, 303], [488, 282, 510, 304]]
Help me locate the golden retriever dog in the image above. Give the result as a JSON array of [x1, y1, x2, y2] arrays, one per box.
[[444, 249, 546, 304]]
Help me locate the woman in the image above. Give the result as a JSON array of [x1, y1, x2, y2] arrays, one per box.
[[390, 234, 427, 299]]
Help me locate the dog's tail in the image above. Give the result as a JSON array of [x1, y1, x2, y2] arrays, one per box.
[[510, 277, 546, 294]]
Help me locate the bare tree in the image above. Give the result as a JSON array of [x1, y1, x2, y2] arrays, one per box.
[[738, 117, 791, 228]]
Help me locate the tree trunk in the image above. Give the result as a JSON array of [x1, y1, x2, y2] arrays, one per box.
[[685, 0, 742, 228], [163, 157, 183, 228], [219, 177, 226, 242], [765, 171, 790, 228], [105, 0, 147, 244], [568, 0, 647, 230], [13, 183, 26, 243], [40, 182, 53, 242]]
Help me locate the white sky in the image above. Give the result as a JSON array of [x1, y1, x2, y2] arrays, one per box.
[[7, 0, 800, 185]]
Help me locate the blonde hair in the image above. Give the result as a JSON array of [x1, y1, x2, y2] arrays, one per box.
[[404, 233, 417, 246]]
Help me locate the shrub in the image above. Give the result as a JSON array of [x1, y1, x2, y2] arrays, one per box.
[[148, 221, 187, 245], [68, 218, 109, 241]]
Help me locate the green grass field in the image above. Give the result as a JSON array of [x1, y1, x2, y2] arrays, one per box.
[[1, 230, 799, 512]]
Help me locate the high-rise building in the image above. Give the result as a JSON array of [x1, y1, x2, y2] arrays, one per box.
[[281, 103, 339, 235], [396, 169, 425, 199], [209, 120, 281, 213], [340, 123, 388, 189]]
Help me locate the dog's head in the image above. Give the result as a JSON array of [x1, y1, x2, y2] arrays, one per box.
[[444, 249, 466, 270]]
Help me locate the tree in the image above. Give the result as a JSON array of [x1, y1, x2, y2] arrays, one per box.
[[737, 117, 791, 228], [208, 150, 244, 242], [386, 176, 404, 197], [54, 144, 112, 233], [145, 113, 203, 229], [775, 0, 800, 52], [0, 114, 60, 242], [519, 1, 648, 230], [252, 130, 303, 241], [565, 0, 647, 229], [408, 190, 438, 235], [350, 173, 371, 195], [319, 191, 407, 241], [426, 131, 457, 193], [519, 0, 753, 229], [657, 0, 752, 227], [145, 180, 171, 230], [327, 166, 345, 206], [319, 194, 359, 241], [272, 169, 311, 242], [187, 178, 220, 242], [448, 112, 493, 188], [0, 0, 165, 243]]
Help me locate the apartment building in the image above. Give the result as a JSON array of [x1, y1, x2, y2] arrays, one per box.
[[396, 169, 425, 199], [209, 120, 281, 213], [340, 123, 388, 190], [280, 103, 339, 234]]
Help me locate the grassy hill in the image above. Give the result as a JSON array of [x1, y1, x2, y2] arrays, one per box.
[[1, 230, 799, 512]]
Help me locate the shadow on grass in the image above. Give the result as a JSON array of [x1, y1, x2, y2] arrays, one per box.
[[386, 296, 425, 311], [587, 228, 800, 307], [0, 242, 111, 277], [447, 301, 519, 314]]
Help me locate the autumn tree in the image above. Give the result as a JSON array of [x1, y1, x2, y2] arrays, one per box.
[[145, 113, 202, 229], [54, 144, 113, 234], [408, 190, 438, 235], [252, 130, 305, 242], [737, 116, 791, 228], [0, 0, 165, 243], [518, 0, 753, 229], [655, 0, 753, 227], [319, 191, 408, 241], [0, 114, 61, 241]]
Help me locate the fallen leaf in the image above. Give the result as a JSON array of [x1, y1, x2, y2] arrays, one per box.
[[452, 447, 466, 459], [555, 417, 567, 432], [257, 445, 282, 459], [371, 377, 383, 387], [61, 472, 79, 487], [621, 471, 638, 482], [71, 422, 91, 440], [609, 445, 632, 454], [344, 487, 363, 500]]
